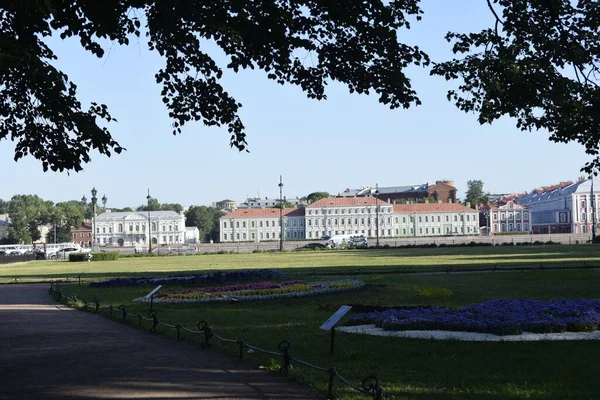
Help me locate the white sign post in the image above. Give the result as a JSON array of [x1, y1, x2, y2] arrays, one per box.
[[320, 305, 352, 355], [144, 285, 163, 311]]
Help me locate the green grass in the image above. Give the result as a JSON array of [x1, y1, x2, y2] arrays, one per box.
[[4, 244, 600, 283], [43, 245, 600, 399]]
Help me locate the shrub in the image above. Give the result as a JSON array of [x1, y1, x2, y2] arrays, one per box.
[[91, 251, 120, 261], [68, 253, 87, 262]]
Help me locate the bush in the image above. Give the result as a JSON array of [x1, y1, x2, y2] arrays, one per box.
[[68, 253, 87, 262], [70, 251, 119, 262]]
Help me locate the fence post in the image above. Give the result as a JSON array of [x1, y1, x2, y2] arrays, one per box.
[[327, 368, 336, 399], [175, 324, 182, 341], [198, 321, 212, 348], [93, 298, 100, 313], [119, 305, 127, 323], [278, 341, 291, 377], [149, 310, 158, 333], [238, 340, 245, 360]]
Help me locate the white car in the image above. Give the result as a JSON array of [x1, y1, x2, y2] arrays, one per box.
[[49, 247, 87, 260]]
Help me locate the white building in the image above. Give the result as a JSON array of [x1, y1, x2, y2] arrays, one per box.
[[517, 177, 600, 234], [305, 197, 394, 239], [94, 210, 186, 247], [392, 203, 480, 236], [480, 200, 530, 235], [184, 226, 200, 244], [219, 208, 305, 242]]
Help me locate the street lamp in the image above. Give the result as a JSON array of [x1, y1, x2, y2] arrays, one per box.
[[374, 189, 381, 248], [484, 210, 490, 237], [91, 187, 97, 251], [102, 194, 107, 210], [279, 175, 284, 252], [147, 189, 152, 254]]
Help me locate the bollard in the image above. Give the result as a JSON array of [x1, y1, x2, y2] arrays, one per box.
[[119, 305, 127, 323], [238, 340, 245, 360], [198, 321, 212, 348], [109, 305, 114, 319], [278, 341, 291, 377], [362, 376, 384, 400], [149, 310, 158, 333], [175, 324, 182, 341], [93, 298, 100, 314], [138, 314, 143, 325]]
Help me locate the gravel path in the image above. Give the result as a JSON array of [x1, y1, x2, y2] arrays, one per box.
[[0, 284, 319, 400]]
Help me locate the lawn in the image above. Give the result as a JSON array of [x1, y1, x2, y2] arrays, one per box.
[[42, 245, 600, 399], [3, 244, 600, 283]]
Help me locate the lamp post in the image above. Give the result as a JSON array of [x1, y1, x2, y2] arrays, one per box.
[[484, 210, 490, 237], [147, 189, 152, 254], [91, 187, 97, 252], [374, 189, 380, 248], [591, 177, 597, 243], [279, 175, 284, 252]]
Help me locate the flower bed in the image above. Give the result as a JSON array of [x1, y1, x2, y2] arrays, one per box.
[[135, 279, 365, 303], [346, 299, 600, 336], [89, 269, 286, 288]]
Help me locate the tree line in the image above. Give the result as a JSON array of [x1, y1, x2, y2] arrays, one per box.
[[0, 195, 224, 244]]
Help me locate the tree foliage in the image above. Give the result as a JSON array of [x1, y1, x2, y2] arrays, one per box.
[[1, 0, 427, 171], [0, 199, 9, 214], [432, 0, 600, 173], [184, 206, 224, 242], [7, 195, 53, 243], [464, 180, 489, 208], [2, 1, 599, 172], [136, 198, 183, 213], [306, 192, 330, 204]]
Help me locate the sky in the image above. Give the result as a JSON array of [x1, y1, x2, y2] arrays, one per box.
[[0, 0, 591, 209]]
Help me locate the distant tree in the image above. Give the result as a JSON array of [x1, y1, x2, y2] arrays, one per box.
[[45, 201, 86, 243], [136, 197, 161, 212], [184, 206, 225, 242], [8, 195, 52, 243], [161, 203, 183, 214], [273, 201, 295, 209], [306, 192, 330, 204], [0, 199, 9, 214], [464, 180, 489, 208], [120, 207, 134, 212]]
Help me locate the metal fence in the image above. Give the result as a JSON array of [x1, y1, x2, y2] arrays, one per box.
[[50, 284, 384, 400], [0, 254, 35, 265]]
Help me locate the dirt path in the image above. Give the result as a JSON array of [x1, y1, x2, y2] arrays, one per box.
[[0, 284, 319, 399]]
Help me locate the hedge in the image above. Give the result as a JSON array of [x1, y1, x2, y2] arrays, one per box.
[[68, 251, 120, 262]]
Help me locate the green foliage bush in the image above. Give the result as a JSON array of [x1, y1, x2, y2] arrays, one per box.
[[69, 251, 119, 262]]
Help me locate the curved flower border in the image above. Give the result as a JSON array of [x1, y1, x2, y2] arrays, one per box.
[[134, 279, 365, 303]]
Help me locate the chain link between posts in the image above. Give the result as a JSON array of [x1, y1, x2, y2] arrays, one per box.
[[49, 283, 384, 400]]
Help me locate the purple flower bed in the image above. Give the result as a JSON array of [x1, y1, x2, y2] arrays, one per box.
[[89, 269, 286, 288], [346, 299, 600, 336]]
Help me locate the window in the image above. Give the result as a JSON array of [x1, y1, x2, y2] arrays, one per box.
[[387, 217, 391, 224], [223, 222, 227, 228], [582, 213, 587, 222], [118, 224, 123, 233], [446, 215, 449, 222], [175, 235, 179, 242], [425, 228, 429, 234], [236, 222, 239, 228], [102, 227, 106, 233], [425, 216, 428, 223], [129, 226, 133, 232], [96, 227, 100, 233], [454, 215, 458, 222], [169, 235, 173, 242], [581, 200, 587, 209], [236, 233, 240, 240], [403, 228, 406, 235], [419, 216, 422, 222], [260, 233, 264, 239], [251, 221, 255, 228], [251, 233, 255, 240], [141, 225, 145, 232], [243, 221, 246, 228], [402, 217, 406, 223], [109, 227, 112, 233], [135, 225, 139, 232], [259, 221, 263, 228], [152, 222, 157, 231], [437, 216, 441, 222], [266, 232, 270, 239], [163, 235, 167, 242], [162, 226, 166, 232]]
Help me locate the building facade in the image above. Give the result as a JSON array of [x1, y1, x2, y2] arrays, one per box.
[[93, 211, 186, 246], [214, 199, 238, 211], [71, 223, 93, 247], [392, 203, 479, 237], [239, 196, 306, 208], [219, 198, 479, 242], [184, 227, 200, 244], [479, 200, 530, 235], [219, 208, 305, 242], [305, 197, 394, 239]]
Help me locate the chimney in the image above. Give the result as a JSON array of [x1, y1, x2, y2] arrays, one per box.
[[388, 198, 391, 204]]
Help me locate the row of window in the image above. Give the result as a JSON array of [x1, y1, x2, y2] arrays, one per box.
[[224, 219, 306, 229], [98, 235, 180, 244], [224, 231, 303, 241], [95, 223, 180, 234], [307, 207, 392, 215], [303, 225, 478, 239], [492, 223, 529, 232], [491, 212, 529, 221]]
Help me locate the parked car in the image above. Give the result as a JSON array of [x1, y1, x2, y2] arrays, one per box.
[[49, 247, 85, 260]]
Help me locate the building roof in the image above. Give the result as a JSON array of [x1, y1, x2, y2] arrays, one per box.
[[71, 224, 92, 231], [217, 199, 236, 203], [185, 226, 199, 231], [393, 203, 476, 213], [221, 208, 305, 219], [308, 197, 391, 208]]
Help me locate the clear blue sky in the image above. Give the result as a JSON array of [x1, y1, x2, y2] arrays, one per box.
[[0, 0, 589, 208]]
